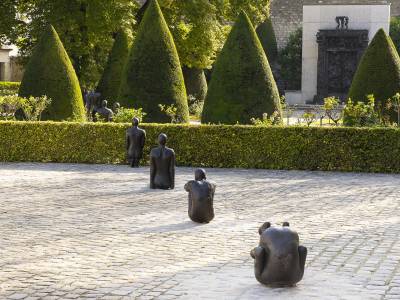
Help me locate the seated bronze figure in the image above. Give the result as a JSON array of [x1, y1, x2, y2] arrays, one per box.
[[184, 169, 216, 223], [126, 117, 146, 167], [251, 222, 307, 287], [150, 133, 175, 190]]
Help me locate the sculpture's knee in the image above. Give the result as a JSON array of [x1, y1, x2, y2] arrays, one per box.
[[298, 245, 307, 272], [258, 222, 271, 235], [251, 246, 266, 281]]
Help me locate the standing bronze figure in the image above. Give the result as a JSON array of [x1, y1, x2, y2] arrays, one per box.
[[150, 133, 175, 189], [126, 117, 146, 167], [184, 169, 216, 223], [251, 222, 307, 287]]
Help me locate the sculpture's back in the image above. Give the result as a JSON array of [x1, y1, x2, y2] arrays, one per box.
[[251, 223, 307, 287], [186, 180, 215, 223]]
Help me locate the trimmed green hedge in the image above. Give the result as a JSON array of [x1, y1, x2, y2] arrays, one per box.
[[1, 121, 400, 173], [0, 82, 20, 95]]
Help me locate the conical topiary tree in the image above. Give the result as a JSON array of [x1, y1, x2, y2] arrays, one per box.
[[19, 24, 85, 121], [256, 18, 278, 63], [119, 0, 189, 123], [202, 11, 281, 125], [349, 29, 400, 122], [97, 28, 132, 105], [183, 66, 207, 106]]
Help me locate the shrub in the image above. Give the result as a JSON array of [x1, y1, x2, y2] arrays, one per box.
[[113, 107, 146, 123], [343, 96, 379, 127], [0, 95, 51, 121], [348, 29, 400, 123], [18, 25, 86, 121], [182, 66, 207, 108], [118, 0, 189, 123], [323, 97, 343, 126], [0, 82, 20, 96], [96, 29, 132, 106], [278, 28, 302, 90], [1, 121, 400, 173], [256, 18, 278, 63], [390, 16, 400, 54], [202, 11, 281, 125]]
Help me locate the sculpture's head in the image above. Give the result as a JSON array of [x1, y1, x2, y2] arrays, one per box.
[[113, 102, 120, 111], [102, 100, 108, 108], [195, 168, 206, 181], [158, 133, 167, 146], [132, 117, 140, 126]]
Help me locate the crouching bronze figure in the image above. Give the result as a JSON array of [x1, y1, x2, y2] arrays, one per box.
[[251, 222, 307, 287], [184, 169, 216, 223]]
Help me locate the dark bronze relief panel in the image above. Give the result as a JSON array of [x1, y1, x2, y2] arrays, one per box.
[[316, 30, 368, 103]]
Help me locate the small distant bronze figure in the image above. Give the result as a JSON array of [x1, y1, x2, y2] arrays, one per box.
[[184, 169, 216, 223], [113, 102, 121, 114], [126, 117, 146, 168], [93, 100, 114, 122], [150, 133, 175, 190], [251, 222, 307, 287]]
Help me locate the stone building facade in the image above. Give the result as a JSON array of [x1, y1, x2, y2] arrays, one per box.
[[270, 0, 400, 49]]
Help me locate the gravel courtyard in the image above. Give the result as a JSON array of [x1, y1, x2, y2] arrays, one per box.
[[0, 163, 399, 300]]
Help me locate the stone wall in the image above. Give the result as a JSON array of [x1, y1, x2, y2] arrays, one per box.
[[271, 0, 400, 49]]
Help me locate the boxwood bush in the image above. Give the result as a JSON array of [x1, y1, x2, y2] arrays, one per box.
[[1, 121, 400, 173]]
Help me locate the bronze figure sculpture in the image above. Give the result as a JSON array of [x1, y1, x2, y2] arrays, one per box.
[[94, 100, 114, 122], [251, 222, 307, 287], [150, 133, 175, 189], [126, 117, 146, 167], [184, 169, 216, 223]]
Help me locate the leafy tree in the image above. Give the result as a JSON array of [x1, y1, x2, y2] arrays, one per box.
[[96, 29, 132, 105], [19, 25, 86, 121], [278, 28, 302, 90], [390, 16, 400, 54], [0, 0, 138, 88], [348, 29, 400, 123], [119, 0, 189, 123], [256, 17, 278, 63], [202, 11, 281, 125]]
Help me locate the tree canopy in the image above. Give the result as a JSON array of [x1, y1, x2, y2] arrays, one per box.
[[1, 0, 138, 88]]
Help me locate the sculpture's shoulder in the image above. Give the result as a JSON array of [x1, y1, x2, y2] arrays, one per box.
[[184, 180, 197, 190], [150, 147, 160, 157], [204, 180, 216, 190], [137, 127, 146, 135], [165, 147, 175, 156]]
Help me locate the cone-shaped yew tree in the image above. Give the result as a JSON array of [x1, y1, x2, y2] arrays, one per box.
[[19, 24, 85, 121], [202, 11, 281, 124], [119, 0, 189, 123]]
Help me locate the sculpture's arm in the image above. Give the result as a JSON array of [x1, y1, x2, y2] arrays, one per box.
[[169, 152, 175, 189], [150, 156, 156, 189], [126, 134, 130, 152], [298, 245, 308, 273], [141, 131, 146, 148], [250, 246, 267, 282]]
